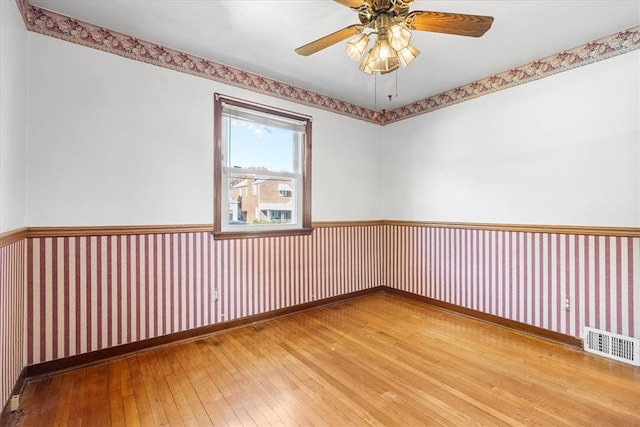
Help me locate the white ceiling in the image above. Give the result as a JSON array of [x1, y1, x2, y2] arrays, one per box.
[[29, 0, 640, 110]]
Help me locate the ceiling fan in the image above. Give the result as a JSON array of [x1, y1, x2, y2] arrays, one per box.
[[295, 0, 494, 74]]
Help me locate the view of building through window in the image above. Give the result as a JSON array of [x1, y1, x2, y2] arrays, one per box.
[[228, 174, 295, 225]]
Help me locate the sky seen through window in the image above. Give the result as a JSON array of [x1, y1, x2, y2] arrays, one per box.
[[228, 118, 295, 173]]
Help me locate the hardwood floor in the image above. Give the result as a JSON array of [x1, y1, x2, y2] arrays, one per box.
[[10, 293, 640, 426]]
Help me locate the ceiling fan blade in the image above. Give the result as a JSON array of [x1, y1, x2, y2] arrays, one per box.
[[406, 11, 494, 37], [295, 24, 364, 56], [334, 0, 367, 9]]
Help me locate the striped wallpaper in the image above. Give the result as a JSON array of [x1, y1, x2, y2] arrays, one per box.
[[0, 239, 25, 411], [384, 225, 639, 339], [2, 221, 639, 409], [25, 225, 383, 364]]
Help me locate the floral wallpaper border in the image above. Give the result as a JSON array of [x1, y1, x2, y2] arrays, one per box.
[[15, 0, 640, 125], [382, 27, 640, 124]]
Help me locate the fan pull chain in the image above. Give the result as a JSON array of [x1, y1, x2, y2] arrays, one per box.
[[374, 72, 378, 111], [373, 72, 379, 120], [387, 72, 400, 103], [395, 71, 399, 98]]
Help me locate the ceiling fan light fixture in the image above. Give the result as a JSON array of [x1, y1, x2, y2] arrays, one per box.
[[365, 37, 399, 73], [397, 43, 420, 67], [389, 24, 411, 51], [374, 37, 395, 59], [367, 58, 400, 73], [345, 33, 371, 61], [359, 51, 375, 74]]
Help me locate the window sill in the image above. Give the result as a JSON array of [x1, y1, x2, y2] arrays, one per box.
[[212, 227, 314, 240]]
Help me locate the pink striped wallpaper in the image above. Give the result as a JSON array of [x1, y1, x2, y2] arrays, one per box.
[[0, 239, 25, 410], [25, 225, 384, 364], [384, 225, 639, 339], [3, 221, 638, 391]]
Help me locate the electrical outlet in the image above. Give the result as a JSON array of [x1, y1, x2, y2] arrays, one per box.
[[213, 288, 219, 302], [10, 394, 19, 412], [563, 298, 571, 311]]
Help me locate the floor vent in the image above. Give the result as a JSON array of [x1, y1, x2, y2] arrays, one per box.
[[583, 327, 639, 366]]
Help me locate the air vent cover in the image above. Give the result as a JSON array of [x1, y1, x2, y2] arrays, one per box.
[[583, 327, 639, 366]]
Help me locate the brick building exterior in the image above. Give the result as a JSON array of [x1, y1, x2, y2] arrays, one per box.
[[229, 178, 293, 224]]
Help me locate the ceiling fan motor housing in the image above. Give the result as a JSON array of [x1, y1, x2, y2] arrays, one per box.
[[358, 0, 414, 25]]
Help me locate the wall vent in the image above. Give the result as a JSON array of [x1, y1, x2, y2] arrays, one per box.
[[583, 327, 639, 366]]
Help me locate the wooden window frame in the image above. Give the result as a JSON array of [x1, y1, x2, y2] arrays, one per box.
[[213, 94, 312, 240]]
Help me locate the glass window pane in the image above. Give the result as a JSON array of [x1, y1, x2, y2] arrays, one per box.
[[228, 117, 296, 173], [227, 173, 297, 226]]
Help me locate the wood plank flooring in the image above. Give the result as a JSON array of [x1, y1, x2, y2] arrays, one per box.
[[9, 293, 640, 426]]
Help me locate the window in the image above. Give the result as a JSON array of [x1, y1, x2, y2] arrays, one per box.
[[213, 94, 312, 238]]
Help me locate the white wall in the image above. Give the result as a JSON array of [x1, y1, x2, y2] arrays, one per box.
[[382, 51, 640, 227], [26, 33, 383, 226], [23, 25, 640, 228], [0, 0, 28, 233]]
